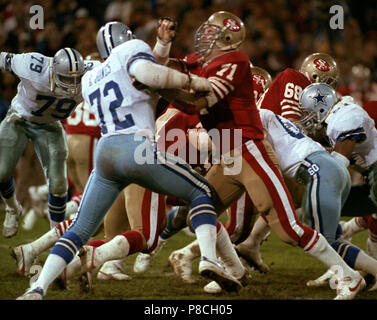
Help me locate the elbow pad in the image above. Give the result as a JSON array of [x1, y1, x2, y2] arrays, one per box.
[[130, 60, 189, 90]]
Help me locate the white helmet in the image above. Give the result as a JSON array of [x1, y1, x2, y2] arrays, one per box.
[[51, 47, 85, 95], [96, 21, 135, 60], [299, 83, 338, 132]]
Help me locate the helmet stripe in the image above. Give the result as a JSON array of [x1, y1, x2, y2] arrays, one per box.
[[108, 23, 115, 50], [101, 28, 110, 58], [63, 48, 73, 72], [70, 48, 79, 72], [104, 23, 114, 56]]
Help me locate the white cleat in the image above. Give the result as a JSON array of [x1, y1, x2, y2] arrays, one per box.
[[3, 203, 23, 238], [10, 245, 37, 276], [97, 260, 131, 281], [334, 272, 366, 300], [235, 243, 270, 273], [133, 253, 153, 274], [169, 250, 196, 283], [199, 256, 242, 293], [203, 281, 222, 294], [306, 268, 336, 287], [16, 287, 44, 300]]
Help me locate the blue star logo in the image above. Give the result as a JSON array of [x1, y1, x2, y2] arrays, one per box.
[[311, 89, 327, 106]]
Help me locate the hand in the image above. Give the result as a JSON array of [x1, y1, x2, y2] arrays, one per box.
[[157, 17, 178, 44], [189, 74, 212, 93]]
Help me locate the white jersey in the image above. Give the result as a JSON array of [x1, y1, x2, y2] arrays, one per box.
[[325, 96, 377, 170], [259, 109, 325, 178], [0, 52, 98, 124], [81, 39, 159, 137]]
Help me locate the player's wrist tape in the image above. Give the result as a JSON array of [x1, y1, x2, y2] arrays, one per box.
[[154, 37, 172, 58], [331, 151, 350, 168]]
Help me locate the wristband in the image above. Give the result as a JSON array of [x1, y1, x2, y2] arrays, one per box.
[[154, 37, 172, 58]]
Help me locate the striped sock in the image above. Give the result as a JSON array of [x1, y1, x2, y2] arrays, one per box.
[[189, 195, 217, 261], [48, 193, 67, 226], [0, 177, 15, 199]]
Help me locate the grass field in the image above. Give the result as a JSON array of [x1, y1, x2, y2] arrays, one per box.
[[1, 212, 376, 302]]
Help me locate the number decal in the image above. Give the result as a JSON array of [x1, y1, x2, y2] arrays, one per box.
[[88, 80, 135, 134], [283, 82, 303, 100], [89, 88, 107, 134], [31, 95, 76, 119], [67, 103, 97, 127], [29, 55, 44, 73], [104, 80, 135, 131], [216, 63, 238, 81]]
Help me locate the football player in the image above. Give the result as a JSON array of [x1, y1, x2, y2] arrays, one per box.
[[148, 11, 364, 299], [299, 83, 377, 290], [0, 47, 87, 237], [17, 21, 241, 300]]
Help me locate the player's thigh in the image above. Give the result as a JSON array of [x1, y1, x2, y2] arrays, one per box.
[[0, 117, 29, 179], [205, 163, 244, 214], [103, 189, 129, 241]]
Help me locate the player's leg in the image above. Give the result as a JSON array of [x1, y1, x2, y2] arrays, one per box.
[[31, 122, 69, 228], [0, 116, 28, 237], [240, 139, 365, 299]]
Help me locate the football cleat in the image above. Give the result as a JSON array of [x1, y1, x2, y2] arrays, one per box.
[[168, 249, 196, 283], [16, 287, 44, 300], [133, 253, 153, 274], [97, 260, 131, 281], [203, 281, 222, 294], [199, 256, 242, 293], [235, 243, 270, 273], [334, 272, 366, 300], [10, 245, 37, 276], [3, 202, 23, 238], [306, 268, 336, 287], [21, 209, 38, 231]]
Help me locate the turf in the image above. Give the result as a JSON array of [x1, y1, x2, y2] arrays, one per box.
[[0, 213, 376, 301]]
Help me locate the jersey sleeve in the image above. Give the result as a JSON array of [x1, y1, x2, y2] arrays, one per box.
[[329, 109, 367, 143], [1, 52, 48, 80], [124, 39, 157, 73]]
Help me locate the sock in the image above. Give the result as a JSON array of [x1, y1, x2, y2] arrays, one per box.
[[241, 214, 270, 247], [159, 207, 187, 240], [216, 222, 245, 279], [28, 220, 72, 257], [31, 254, 67, 294], [48, 193, 67, 228], [305, 232, 358, 278], [50, 230, 83, 264], [354, 248, 377, 276], [189, 195, 217, 261], [0, 177, 15, 200], [95, 231, 144, 266], [342, 217, 367, 239]]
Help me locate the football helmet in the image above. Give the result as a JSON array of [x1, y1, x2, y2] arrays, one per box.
[[96, 21, 135, 60], [251, 66, 272, 91], [51, 48, 85, 95], [194, 11, 245, 57], [299, 83, 338, 132], [300, 53, 339, 89]]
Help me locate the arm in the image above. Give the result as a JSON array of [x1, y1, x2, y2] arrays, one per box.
[[153, 17, 178, 65], [0, 52, 14, 73]]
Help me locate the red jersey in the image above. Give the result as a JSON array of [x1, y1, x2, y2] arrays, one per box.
[[257, 68, 311, 120], [156, 106, 206, 164], [181, 51, 264, 153], [65, 102, 101, 138], [363, 100, 377, 128], [337, 84, 377, 106]]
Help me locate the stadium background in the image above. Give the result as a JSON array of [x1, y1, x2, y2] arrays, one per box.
[[0, 0, 377, 302]]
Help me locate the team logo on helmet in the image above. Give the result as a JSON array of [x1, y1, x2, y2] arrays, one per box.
[[224, 18, 241, 31], [253, 74, 265, 85], [314, 58, 330, 71], [311, 89, 328, 106]]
